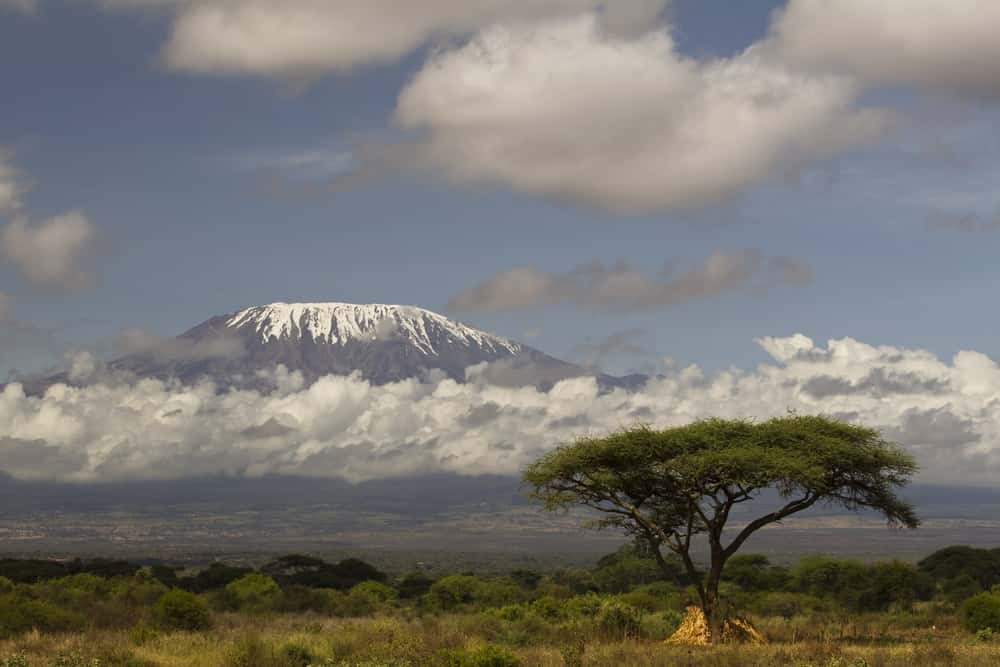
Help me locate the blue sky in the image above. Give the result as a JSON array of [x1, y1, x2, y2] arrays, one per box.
[[2, 0, 1000, 382]]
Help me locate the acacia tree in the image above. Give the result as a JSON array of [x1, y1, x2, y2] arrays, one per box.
[[523, 415, 919, 641]]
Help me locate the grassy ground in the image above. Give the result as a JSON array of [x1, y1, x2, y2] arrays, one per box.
[[3, 612, 999, 667]]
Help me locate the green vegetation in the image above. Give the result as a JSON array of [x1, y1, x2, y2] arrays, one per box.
[[524, 416, 919, 641], [0, 545, 997, 665]]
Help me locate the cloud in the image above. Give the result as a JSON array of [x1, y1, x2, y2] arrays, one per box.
[[4, 334, 1000, 485], [393, 14, 887, 213], [1, 212, 98, 290], [770, 0, 1000, 96], [0, 292, 10, 323], [448, 251, 812, 312], [116, 328, 246, 363], [105, 0, 665, 77]]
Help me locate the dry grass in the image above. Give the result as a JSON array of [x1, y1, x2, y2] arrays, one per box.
[[2, 612, 999, 667]]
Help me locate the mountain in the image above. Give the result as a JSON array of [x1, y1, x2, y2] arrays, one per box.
[[23, 302, 646, 393]]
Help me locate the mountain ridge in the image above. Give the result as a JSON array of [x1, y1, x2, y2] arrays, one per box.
[[18, 301, 647, 394]]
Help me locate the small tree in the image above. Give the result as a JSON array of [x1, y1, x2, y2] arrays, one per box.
[[523, 415, 919, 642]]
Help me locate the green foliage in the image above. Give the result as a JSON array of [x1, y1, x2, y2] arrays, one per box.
[[722, 555, 791, 592], [943, 574, 983, 603], [225, 573, 281, 611], [596, 600, 643, 640], [920, 546, 1000, 590], [0, 559, 68, 584], [0, 654, 28, 667], [439, 645, 521, 667], [272, 584, 333, 614], [184, 562, 253, 593], [524, 416, 919, 630], [961, 592, 1000, 633], [148, 565, 179, 589], [859, 561, 933, 612], [0, 593, 85, 637], [397, 572, 435, 599], [152, 589, 211, 631], [592, 545, 672, 593], [263, 555, 387, 591], [428, 575, 481, 610]]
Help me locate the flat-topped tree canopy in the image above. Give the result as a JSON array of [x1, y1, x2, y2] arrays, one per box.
[[523, 415, 919, 642]]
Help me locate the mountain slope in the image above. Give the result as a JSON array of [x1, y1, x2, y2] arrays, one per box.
[[21, 302, 645, 393]]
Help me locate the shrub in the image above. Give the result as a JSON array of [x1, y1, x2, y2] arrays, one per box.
[[152, 590, 211, 631], [272, 584, 332, 614], [184, 563, 253, 593], [428, 575, 480, 610], [0, 594, 85, 637], [439, 644, 521, 667], [944, 574, 983, 603], [960, 592, 1000, 633], [596, 600, 643, 640], [225, 573, 281, 612], [529, 596, 564, 620], [398, 572, 435, 599]]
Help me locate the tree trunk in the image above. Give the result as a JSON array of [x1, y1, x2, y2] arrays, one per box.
[[703, 547, 726, 643]]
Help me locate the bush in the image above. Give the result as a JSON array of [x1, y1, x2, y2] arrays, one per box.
[[272, 585, 332, 614], [398, 572, 435, 599], [960, 592, 1000, 633], [152, 590, 211, 631], [439, 644, 521, 667], [225, 573, 281, 612], [428, 575, 480, 610], [0, 594, 85, 637], [596, 600, 643, 640]]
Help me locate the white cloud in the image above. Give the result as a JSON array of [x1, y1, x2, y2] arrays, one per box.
[[105, 0, 665, 77], [1, 212, 98, 290], [3, 334, 1000, 485], [393, 15, 888, 213], [770, 0, 1000, 96], [448, 251, 812, 312]]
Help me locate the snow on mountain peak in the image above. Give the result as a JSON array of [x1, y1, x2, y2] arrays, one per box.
[[225, 302, 522, 357]]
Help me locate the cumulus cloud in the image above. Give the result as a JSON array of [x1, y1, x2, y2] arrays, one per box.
[[3, 334, 1000, 485], [448, 251, 812, 312], [1, 212, 98, 290], [104, 0, 665, 77], [393, 15, 887, 213], [770, 0, 1000, 96]]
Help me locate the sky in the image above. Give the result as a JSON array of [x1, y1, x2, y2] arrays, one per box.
[[3, 1, 1000, 484]]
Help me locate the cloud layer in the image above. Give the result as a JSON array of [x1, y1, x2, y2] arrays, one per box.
[[393, 15, 887, 213], [3, 334, 1000, 485], [106, 0, 665, 77], [771, 0, 1000, 96], [448, 251, 812, 312]]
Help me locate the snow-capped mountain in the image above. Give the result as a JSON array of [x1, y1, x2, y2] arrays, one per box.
[[21, 302, 645, 393]]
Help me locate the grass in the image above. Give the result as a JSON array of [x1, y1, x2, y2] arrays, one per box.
[[2, 610, 1000, 667]]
